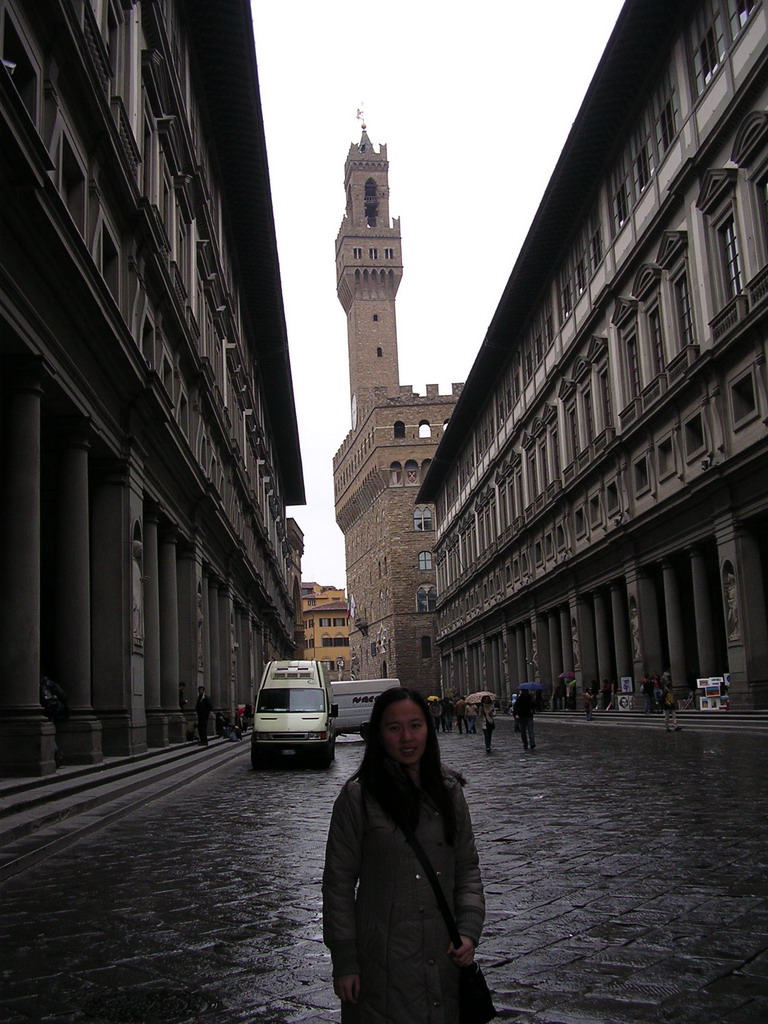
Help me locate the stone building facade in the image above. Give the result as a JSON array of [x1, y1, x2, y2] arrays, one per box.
[[0, 0, 304, 775], [333, 129, 461, 692], [419, 0, 768, 711]]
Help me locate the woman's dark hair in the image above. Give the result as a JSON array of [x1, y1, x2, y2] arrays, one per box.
[[352, 687, 458, 843]]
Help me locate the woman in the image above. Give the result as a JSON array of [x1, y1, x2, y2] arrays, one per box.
[[323, 687, 486, 1022], [478, 695, 495, 753]]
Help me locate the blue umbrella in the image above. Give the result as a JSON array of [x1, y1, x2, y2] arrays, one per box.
[[518, 681, 545, 690]]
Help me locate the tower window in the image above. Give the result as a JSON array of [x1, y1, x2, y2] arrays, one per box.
[[373, 314, 379, 321], [385, 248, 394, 259], [364, 178, 378, 227], [369, 247, 378, 259], [353, 247, 362, 259], [394, 421, 405, 439], [376, 347, 383, 357]]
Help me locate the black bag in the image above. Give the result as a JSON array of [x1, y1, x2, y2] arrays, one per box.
[[399, 822, 497, 1023], [459, 961, 497, 1023]]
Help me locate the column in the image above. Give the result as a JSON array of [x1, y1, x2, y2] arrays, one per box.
[[159, 527, 184, 742], [661, 559, 686, 689], [535, 613, 551, 690], [54, 426, 102, 764], [0, 370, 53, 774], [176, 543, 199, 694], [730, 526, 768, 707], [208, 576, 221, 708], [548, 608, 562, 685], [91, 466, 133, 756], [593, 590, 613, 684], [574, 596, 598, 687], [690, 546, 717, 676], [514, 625, 526, 687], [524, 619, 533, 683], [610, 582, 632, 681], [637, 570, 663, 674], [559, 606, 574, 674], [218, 584, 233, 712], [201, 568, 211, 694], [143, 509, 166, 746]]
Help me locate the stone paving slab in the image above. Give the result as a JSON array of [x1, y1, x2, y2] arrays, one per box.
[[0, 719, 767, 1022]]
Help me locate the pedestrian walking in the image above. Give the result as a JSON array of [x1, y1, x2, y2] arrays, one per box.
[[178, 681, 187, 711], [479, 695, 495, 753], [454, 695, 467, 733], [583, 690, 593, 720], [322, 687, 486, 1022], [513, 688, 536, 750], [429, 697, 442, 731], [440, 696, 454, 732], [662, 676, 682, 732], [652, 673, 664, 712], [641, 676, 654, 714], [465, 700, 478, 733], [195, 684, 212, 746]]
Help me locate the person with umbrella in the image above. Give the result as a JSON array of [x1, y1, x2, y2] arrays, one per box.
[[514, 686, 537, 750], [478, 695, 495, 753]]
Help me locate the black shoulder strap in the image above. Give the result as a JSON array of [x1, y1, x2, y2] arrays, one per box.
[[398, 822, 462, 948]]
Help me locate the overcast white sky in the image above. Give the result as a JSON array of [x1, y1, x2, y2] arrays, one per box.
[[250, 0, 627, 588]]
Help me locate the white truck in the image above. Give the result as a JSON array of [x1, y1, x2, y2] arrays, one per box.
[[251, 660, 338, 768], [332, 679, 400, 737]]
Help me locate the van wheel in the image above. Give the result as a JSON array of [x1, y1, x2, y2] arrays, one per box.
[[317, 743, 335, 769]]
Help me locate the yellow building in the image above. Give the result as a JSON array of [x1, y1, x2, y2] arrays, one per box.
[[301, 584, 350, 679]]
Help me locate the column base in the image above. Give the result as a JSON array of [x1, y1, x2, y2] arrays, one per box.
[[747, 679, 768, 710], [166, 711, 185, 744], [97, 711, 148, 757], [0, 713, 58, 777], [56, 714, 104, 765], [145, 708, 169, 748]]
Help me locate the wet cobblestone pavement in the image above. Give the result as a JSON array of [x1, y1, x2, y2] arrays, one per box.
[[1, 717, 767, 1023]]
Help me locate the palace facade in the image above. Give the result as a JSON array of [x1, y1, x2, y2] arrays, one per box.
[[419, 0, 768, 710], [0, 0, 304, 775]]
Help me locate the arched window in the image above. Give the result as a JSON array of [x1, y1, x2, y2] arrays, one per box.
[[418, 551, 433, 570], [394, 420, 405, 439], [413, 506, 433, 531], [416, 585, 437, 612], [389, 461, 402, 485], [405, 460, 419, 485], [418, 420, 432, 438]]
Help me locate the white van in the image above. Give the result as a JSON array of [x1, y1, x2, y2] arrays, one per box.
[[332, 679, 400, 737], [251, 660, 338, 768]]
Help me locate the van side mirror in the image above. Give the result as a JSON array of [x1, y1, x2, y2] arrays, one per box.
[[331, 703, 339, 718]]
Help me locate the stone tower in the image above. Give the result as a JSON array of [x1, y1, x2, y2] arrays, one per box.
[[333, 129, 462, 692], [335, 128, 402, 428]]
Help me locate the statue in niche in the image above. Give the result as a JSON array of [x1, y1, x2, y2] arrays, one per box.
[[132, 540, 144, 645], [723, 567, 740, 641], [629, 600, 641, 661], [571, 618, 580, 671], [530, 630, 538, 676], [197, 589, 204, 668]]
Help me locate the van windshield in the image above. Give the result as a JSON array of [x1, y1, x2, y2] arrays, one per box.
[[257, 688, 324, 713]]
